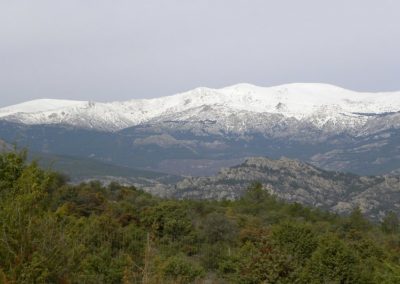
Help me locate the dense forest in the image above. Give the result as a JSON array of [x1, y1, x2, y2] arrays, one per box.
[[1, 150, 400, 283]]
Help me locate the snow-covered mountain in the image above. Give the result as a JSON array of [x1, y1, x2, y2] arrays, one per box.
[[1, 83, 400, 177], [1, 83, 400, 133]]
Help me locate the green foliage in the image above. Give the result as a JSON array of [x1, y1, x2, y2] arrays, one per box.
[[0, 149, 27, 191], [161, 255, 205, 282], [0, 150, 400, 283], [382, 211, 400, 234], [233, 240, 297, 283], [271, 221, 317, 261], [302, 234, 366, 283], [343, 206, 372, 232], [141, 201, 193, 241], [202, 212, 238, 243]]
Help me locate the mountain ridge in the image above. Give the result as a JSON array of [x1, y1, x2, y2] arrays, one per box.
[[1, 83, 400, 133], [1, 83, 399, 177], [142, 156, 400, 220]]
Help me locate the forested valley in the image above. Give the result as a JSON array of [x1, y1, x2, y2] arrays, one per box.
[[1, 150, 400, 283]]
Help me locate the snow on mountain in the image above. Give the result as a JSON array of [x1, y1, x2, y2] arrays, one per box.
[[1, 83, 400, 132], [0, 99, 84, 116]]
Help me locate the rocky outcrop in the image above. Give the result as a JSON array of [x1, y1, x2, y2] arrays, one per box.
[[142, 157, 400, 220]]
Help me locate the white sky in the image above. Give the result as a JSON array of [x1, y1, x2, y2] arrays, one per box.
[[1, 0, 399, 107]]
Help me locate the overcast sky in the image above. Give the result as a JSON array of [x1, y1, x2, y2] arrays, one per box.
[[0, 0, 399, 107]]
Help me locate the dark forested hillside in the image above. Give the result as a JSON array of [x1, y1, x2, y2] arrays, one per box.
[[1, 150, 400, 283], [1, 119, 400, 177]]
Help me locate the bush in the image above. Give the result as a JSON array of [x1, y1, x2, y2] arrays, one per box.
[[271, 221, 317, 261], [161, 255, 205, 283], [302, 234, 365, 283], [203, 212, 238, 243]]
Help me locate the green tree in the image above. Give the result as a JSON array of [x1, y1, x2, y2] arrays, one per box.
[[347, 207, 371, 232], [161, 255, 205, 283], [381, 211, 400, 234], [271, 221, 317, 261], [141, 201, 193, 241], [234, 240, 296, 283], [0, 152, 68, 282], [203, 212, 238, 243], [302, 234, 366, 283]]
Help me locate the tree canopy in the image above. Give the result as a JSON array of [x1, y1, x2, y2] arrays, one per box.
[[1, 150, 400, 283]]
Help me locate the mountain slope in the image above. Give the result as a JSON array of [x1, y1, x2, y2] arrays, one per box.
[[146, 157, 400, 220], [25, 151, 182, 190], [1, 83, 400, 176]]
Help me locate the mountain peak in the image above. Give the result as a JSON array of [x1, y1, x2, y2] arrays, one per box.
[[1, 83, 400, 132], [221, 83, 258, 91]]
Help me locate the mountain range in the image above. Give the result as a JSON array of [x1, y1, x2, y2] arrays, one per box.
[[1, 83, 400, 219], [1, 83, 400, 133], [1, 83, 399, 177]]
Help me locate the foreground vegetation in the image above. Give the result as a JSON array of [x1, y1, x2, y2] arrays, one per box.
[[1, 150, 400, 283]]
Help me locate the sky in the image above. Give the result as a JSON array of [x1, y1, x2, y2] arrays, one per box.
[[0, 0, 399, 107]]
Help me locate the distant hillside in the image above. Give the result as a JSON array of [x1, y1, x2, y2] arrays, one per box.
[[146, 157, 400, 220], [0, 138, 10, 151], [28, 151, 181, 186], [23, 150, 400, 220]]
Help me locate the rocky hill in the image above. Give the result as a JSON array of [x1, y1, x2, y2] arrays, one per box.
[[144, 157, 400, 220]]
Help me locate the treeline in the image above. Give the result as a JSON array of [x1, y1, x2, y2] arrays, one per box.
[[1, 150, 400, 283]]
